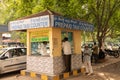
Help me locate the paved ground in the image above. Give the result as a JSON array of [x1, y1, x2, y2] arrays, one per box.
[[1, 56, 120, 80], [66, 56, 120, 80]]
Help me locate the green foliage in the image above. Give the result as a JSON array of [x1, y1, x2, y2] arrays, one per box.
[[85, 0, 120, 47], [19, 32, 27, 46], [0, 0, 120, 46], [11, 31, 27, 45], [0, 0, 87, 23]]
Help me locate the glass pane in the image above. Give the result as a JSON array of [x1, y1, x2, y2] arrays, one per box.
[[30, 30, 50, 56]]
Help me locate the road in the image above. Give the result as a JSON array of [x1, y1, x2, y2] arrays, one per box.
[[0, 71, 19, 80]]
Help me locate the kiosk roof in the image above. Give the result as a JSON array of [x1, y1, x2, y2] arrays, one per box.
[[9, 10, 94, 32], [18, 10, 62, 20]]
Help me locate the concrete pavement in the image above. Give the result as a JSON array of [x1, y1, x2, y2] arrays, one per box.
[[1, 56, 120, 80], [66, 56, 120, 80]]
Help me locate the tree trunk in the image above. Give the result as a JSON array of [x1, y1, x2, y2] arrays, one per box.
[[97, 36, 105, 49]]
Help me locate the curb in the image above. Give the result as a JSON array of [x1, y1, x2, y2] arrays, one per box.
[[20, 67, 86, 80]]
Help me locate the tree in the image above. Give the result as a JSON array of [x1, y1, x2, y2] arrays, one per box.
[[0, 0, 120, 48], [86, 0, 120, 48], [11, 31, 27, 46]]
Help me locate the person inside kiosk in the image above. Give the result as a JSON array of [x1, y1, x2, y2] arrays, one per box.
[[38, 41, 48, 56], [31, 41, 50, 56]]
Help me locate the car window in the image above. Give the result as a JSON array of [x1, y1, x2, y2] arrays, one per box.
[[11, 48, 26, 57], [1, 48, 26, 59], [2, 49, 13, 59], [4, 50, 12, 58], [17, 48, 26, 56], [5, 48, 26, 58]]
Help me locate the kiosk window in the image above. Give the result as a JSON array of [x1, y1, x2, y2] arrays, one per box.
[[31, 42, 50, 56], [30, 30, 50, 56], [31, 37, 50, 55]]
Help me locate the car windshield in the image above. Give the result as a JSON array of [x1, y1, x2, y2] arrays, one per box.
[[0, 48, 7, 55]]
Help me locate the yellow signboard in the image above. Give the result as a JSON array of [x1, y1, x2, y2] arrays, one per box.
[[31, 30, 49, 38], [30, 30, 49, 42]]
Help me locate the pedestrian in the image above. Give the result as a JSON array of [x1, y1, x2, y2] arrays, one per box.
[[92, 42, 99, 63], [39, 41, 48, 55], [83, 45, 93, 75], [62, 37, 72, 72]]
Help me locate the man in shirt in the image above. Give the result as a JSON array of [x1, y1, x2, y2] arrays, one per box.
[[83, 45, 93, 75], [92, 42, 99, 63], [39, 41, 48, 55], [62, 37, 72, 72]]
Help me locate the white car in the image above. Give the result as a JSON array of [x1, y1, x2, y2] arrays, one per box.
[[0, 47, 26, 74]]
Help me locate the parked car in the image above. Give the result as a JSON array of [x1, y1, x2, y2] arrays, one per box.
[[0, 47, 26, 74]]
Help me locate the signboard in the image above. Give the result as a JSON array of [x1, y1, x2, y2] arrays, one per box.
[[53, 16, 94, 31], [9, 15, 50, 31], [9, 15, 94, 31], [31, 37, 49, 42], [30, 30, 49, 42]]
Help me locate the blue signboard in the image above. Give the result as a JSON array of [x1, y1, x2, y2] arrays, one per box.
[[9, 15, 50, 31], [53, 16, 94, 31], [9, 15, 94, 31]]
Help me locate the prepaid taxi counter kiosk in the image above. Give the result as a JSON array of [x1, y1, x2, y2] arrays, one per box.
[[9, 10, 94, 76]]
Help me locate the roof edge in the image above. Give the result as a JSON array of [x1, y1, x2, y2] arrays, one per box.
[[18, 9, 62, 20]]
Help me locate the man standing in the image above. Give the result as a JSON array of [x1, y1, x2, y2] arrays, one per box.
[[83, 45, 93, 75], [62, 37, 72, 72], [92, 42, 99, 63]]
